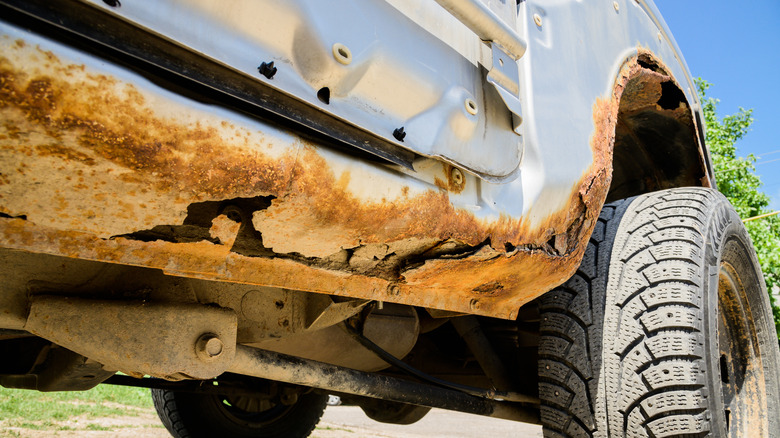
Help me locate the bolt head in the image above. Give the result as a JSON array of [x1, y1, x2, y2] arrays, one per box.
[[196, 334, 224, 361], [450, 168, 464, 186]]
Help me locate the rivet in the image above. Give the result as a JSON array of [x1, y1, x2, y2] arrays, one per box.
[[613, 1, 619, 12], [464, 98, 478, 115], [393, 127, 406, 142], [469, 298, 480, 311], [388, 284, 400, 296], [257, 61, 277, 79], [450, 167, 464, 186], [533, 14, 542, 27], [657, 31, 662, 42], [195, 334, 224, 361], [332, 43, 352, 65]]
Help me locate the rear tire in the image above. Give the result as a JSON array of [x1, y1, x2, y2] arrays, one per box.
[[538, 188, 780, 437], [151, 383, 327, 438]]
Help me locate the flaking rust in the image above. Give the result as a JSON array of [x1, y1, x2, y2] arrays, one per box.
[[0, 37, 692, 318]]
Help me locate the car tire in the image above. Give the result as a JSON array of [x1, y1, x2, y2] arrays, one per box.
[[538, 188, 780, 437], [151, 384, 328, 438]]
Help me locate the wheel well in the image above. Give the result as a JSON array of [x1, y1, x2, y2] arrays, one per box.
[[606, 53, 708, 202]]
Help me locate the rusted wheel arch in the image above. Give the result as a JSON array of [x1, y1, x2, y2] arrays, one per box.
[[605, 51, 711, 203]]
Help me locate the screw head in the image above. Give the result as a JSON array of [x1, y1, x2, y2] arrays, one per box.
[[533, 14, 542, 27], [195, 334, 224, 361], [450, 167, 464, 187]]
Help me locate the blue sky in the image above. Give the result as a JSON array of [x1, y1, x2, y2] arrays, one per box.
[[653, 0, 780, 211]]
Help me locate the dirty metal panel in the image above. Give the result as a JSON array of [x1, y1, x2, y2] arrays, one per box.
[[513, 0, 710, 231], [25, 296, 237, 380], [0, 21, 602, 319], [0, 0, 705, 320], [74, 0, 523, 180]]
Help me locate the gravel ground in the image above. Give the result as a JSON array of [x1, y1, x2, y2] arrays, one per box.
[[1, 405, 543, 437]]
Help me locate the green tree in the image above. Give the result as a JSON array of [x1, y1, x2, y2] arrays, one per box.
[[697, 79, 780, 339]]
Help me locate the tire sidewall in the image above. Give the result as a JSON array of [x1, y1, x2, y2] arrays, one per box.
[[607, 189, 780, 437], [700, 196, 780, 436]]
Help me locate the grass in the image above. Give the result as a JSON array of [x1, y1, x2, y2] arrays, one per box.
[[0, 383, 155, 431]]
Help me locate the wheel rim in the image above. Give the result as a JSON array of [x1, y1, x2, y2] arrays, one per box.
[[211, 394, 295, 428], [717, 259, 767, 436]]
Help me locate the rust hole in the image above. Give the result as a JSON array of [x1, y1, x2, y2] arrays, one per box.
[[657, 81, 686, 110], [637, 55, 662, 73]]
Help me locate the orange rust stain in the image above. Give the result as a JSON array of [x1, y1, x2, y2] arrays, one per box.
[[0, 44, 671, 317], [635, 48, 710, 188], [0, 217, 527, 318], [431, 164, 465, 194], [443, 163, 465, 194], [0, 48, 571, 254], [0, 55, 296, 202], [35, 143, 96, 166]]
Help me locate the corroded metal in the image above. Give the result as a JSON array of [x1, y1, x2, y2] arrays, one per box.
[[228, 345, 540, 423], [0, 9, 707, 319]]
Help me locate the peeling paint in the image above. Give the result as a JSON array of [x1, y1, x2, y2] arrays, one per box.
[[0, 38, 690, 319]]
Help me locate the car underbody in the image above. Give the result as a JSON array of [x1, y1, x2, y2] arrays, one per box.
[[0, 1, 778, 437]]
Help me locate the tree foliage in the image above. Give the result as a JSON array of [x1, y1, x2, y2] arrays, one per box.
[[697, 79, 780, 339]]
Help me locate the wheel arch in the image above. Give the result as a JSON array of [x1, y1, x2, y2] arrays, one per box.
[[605, 51, 713, 203]]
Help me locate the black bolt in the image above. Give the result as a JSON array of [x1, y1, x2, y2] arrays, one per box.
[[102, 0, 121, 6], [257, 61, 277, 79], [393, 127, 406, 142]]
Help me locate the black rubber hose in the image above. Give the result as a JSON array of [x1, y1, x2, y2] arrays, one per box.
[[341, 322, 536, 404]]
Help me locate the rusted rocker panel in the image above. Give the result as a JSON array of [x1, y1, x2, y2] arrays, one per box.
[[0, 0, 708, 319]]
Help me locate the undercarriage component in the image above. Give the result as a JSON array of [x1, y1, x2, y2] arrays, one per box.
[[227, 345, 539, 423], [24, 296, 237, 380], [249, 303, 419, 372], [342, 320, 529, 403], [451, 316, 515, 392], [356, 398, 432, 425], [0, 337, 114, 391]]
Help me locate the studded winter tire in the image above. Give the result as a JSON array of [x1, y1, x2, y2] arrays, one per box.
[[538, 188, 780, 437], [151, 384, 328, 438]]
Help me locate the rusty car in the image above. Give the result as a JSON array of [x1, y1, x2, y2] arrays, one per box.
[[0, 0, 778, 437]]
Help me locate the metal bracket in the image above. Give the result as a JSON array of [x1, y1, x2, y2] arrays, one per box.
[[486, 44, 523, 134], [434, 0, 525, 134]]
